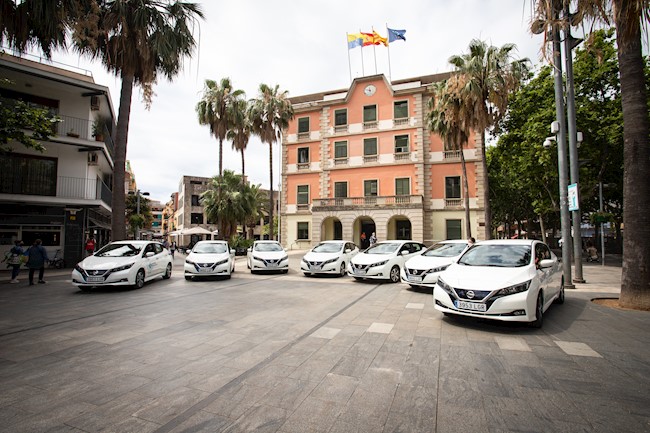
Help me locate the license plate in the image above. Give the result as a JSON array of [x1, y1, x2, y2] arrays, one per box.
[[408, 275, 423, 283], [199, 268, 213, 273], [310, 265, 321, 271], [354, 268, 366, 275], [87, 276, 104, 283], [266, 263, 277, 268], [456, 301, 487, 312]]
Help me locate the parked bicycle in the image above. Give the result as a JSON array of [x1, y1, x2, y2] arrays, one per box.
[[48, 249, 65, 269]]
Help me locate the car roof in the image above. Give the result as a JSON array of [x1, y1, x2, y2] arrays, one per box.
[[376, 240, 416, 244], [254, 240, 280, 243], [475, 239, 538, 246], [109, 240, 153, 245], [436, 239, 468, 244], [318, 240, 345, 244], [195, 240, 227, 244]]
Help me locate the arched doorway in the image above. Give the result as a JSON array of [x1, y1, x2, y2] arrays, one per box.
[[353, 216, 376, 249], [321, 217, 343, 240], [387, 215, 412, 240]]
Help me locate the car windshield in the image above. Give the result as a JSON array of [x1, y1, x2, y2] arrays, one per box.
[[312, 243, 343, 253], [458, 244, 532, 267], [94, 243, 142, 257], [422, 242, 467, 257], [193, 243, 227, 254], [364, 243, 400, 255], [254, 243, 283, 252]]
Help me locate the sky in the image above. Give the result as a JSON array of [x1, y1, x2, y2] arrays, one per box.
[[47, 0, 550, 205]]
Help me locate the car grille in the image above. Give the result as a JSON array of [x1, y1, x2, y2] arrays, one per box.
[[351, 263, 370, 271], [307, 261, 324, 267], [454, 289, 492, 301], [404, 267, 426, 276], [85, 269, 109, 277], [263, 259, 281, 266]]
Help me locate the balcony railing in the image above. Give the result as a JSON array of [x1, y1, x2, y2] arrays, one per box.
[[445, 198, 462, 207], [394, 117, 409, 126], [2, 175, 112, 207], [297, 162, 310, 170], [394, 152, 410, 161], [444, 150, 461, 160], [363, 121, 378, 130], [297, 132, 310, 140], [334, 124, 348, 133], [312, 195, 423, 210], [57, 114, 115, 159]]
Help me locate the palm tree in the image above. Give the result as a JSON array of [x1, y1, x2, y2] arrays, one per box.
[[227, 98, 251, 182], [73, 0, 204, 241], [248, 83, 294, 240], [448, 39, 530, 239], [196, 78, 245, 178], [531, 0, 650, 309], [427, 78, 473, 239]]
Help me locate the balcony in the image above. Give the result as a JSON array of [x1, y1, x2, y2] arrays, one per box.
[[2, 175, 112, 208], [363, 155, 378, 163], [445, 198, 462, 208], [312, 195, 423, 211], [444, 150, 461, 160], [334, 124, 348, 133], [297, 162, 310, 170], [363, 121, 378, 130], [57, 114, 115, 159], [297, 132, 310, 140], [394, 118, 409, 126], [394, 152, 410, 161]]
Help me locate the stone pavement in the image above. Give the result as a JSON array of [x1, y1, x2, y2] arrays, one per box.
[[0, 254, 648, 433]]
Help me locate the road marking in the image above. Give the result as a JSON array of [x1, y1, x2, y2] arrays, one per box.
[[555, 341, 602, 357], [311, 327, 341, 339], [405, 303, 424, 310], [494, 336, 532, 352], [367, 322, 394, 334]]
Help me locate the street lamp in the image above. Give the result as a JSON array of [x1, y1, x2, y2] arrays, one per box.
[[135, 190, 150, 240]]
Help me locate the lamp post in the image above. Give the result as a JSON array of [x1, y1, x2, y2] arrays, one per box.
[[135, 190, 150, 240]]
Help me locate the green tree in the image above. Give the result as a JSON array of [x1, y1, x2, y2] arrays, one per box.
[[0, 96, 59, 153], [531, 1, 649, 309], [227, 97, 251, 182], [248, 84, 294, 240], [448, 39, 530, 239], [74, 1, 204, 242], [196, 78, 246, 178], [426, 77, 473, 238], [125, 193, 153, 238]]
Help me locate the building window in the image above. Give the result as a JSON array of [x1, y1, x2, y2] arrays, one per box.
[[394, 135, 409, 153], [364, 180, 378, 197], [191, 213, 204, 224], [334, 109, 347, 126], [0, 153, 57, 196], [297, 185, 309, 205], [297, 222, 309, 240], [363, 105, 377, 122], [446, 219, 462, 240], [334, 141, 348, 161], [395, 178, 410, 196], [363, 138, 378, 156], [394, 100, 408, 119], [445, 176, 461, 199], [334, 182, 348, 198], [297, 147, 310, 165], [191, 195, 200, 206], [298, 117, 309, 133]]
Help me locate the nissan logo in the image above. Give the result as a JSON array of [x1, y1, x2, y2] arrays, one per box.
[[466, 290, 475, 299]]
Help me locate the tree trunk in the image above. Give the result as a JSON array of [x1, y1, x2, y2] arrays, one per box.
[[616, 7, 650, 309], [241, 150, 246, 184], [480, 130, 492, 239], [268, 142, 274, 240], [539, 214, 546, 244], [460, 146, 471, 239], [110, 73, 135, 241], [218, 137, 223, 177]]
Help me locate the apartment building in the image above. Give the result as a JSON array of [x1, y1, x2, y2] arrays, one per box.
[[0, 53, 115, 264], [281, 73, 484, 249]]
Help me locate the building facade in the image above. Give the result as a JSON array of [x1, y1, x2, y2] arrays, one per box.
[[0, 53, 115, 265], [281, 74, 484, 249]]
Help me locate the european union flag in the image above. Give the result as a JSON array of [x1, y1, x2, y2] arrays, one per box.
[[387, 28, 406, 43]]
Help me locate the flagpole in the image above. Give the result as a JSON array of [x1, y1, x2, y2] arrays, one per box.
[[372, 27, 378, 74], [359, 29, 365, 76], [346, 33, 352, 84], [386, 24, 392, 81]]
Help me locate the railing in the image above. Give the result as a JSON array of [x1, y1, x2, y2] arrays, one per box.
[[3, 175, 111, 207], [334, 158, 348, 165], [363, 155, 378, 163], [444, 150, 461, 160], [394, 118, 409, 126], [445, 198, 462, 207], [363, 121, 378, 130], [55, 114, 115, 159], [312, 195, 423, 209], [394, 152, 410, 161], [297, 162, 310, 170], [297, 132, 310, 140], [334, 125, 348, 133]]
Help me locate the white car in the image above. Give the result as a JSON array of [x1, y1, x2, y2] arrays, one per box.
[[433, 239, 564, 328], [348, 240, 426, 283], [184, 240, 235, 280], [72, 241, 172, 291], [301, 241, 359, 277], [402, 240, 469, 289], [247, 240, 289, 273]]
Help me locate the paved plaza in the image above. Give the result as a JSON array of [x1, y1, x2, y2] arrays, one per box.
[[0, 252, 648, 433]]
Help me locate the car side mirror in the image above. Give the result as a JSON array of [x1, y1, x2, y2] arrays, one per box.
[[400, 250, 409, 255], [345, 249, 352, 253], [145, 251, 155, 258], [539, 258, 554, 268], [248, 247, 252, 252]]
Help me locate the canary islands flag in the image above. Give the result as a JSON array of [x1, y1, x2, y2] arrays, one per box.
[[387, 28, 406, 43], [347, 33, 363, 49]]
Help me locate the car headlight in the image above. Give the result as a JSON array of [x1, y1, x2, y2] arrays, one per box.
[[372, 260, 388, 267], [323, 257, 338, 265], [426, 264, 450, 274], [111, 263, 134, 272], [252, 255, 263, 261], [281, 255, 288, 261], [74, 264, 86, 275], [436, 277, 454, 295], [301, 258, 309, 264], [494, 280, 531, 298], [185, 259, 195, 265], [215, 259, 228, 266]]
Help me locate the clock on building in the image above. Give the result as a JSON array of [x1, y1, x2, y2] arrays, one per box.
[[364, 84, 376, 96]]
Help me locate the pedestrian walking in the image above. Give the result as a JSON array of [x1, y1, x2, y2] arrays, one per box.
[[163, 239, 169, 249], [85, 235, 96, 257], [4, 240, 25, 283], [170, 241, 176, 258], [369, 232, 377, 246], [25, 239, 49, 285], [468, 237, 476, 246]]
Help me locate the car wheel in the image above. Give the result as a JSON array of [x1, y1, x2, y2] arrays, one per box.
[[184, 276, 192, 281], [339, 262, 347, 277], [389, 266, 400, 283], [162, 263, 172, 279], [134, 269, 145, 289], [554, 277, 565, 304], [530, 292, 544, 328]]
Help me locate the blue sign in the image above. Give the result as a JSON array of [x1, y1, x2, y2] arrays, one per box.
[[568, 183, 579, 211]]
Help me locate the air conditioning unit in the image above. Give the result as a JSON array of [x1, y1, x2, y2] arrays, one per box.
[[90, 96, 100, 111], [88, 152, 98, 165]]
